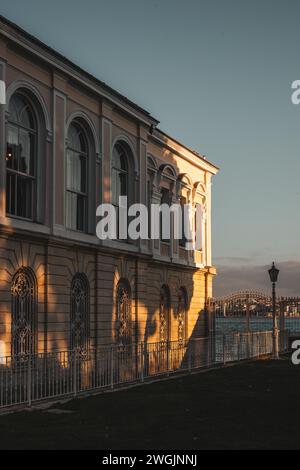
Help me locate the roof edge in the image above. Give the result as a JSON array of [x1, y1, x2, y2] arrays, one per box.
[[0, 14, 159, 125]]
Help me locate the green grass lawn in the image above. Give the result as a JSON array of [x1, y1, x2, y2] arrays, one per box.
[[0, 357, 299, 450]]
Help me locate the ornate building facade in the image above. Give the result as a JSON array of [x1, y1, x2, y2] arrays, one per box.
[[0, 16, 218, 358]]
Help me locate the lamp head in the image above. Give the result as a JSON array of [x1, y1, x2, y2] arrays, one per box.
[[268, 262, 279, 283]]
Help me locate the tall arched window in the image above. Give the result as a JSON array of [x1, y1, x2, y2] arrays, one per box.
[[112, 143, 128, 239], [158, 166, 176, 246], [66, 123, 88, 231], [179, 196, 187, 247], [177, 174, 192, 249], [111, 141, 135, 242], [116, 280, 132, 345], [160, 188, 171, 243], [147, 156, 157, 240], [177, 287, 188, 344], [112, 143, 128, 202], [70, 273, 90, 353], [11, 267, 37, 357], [159, 285, 170, 343], [6, 93, 37, 219]]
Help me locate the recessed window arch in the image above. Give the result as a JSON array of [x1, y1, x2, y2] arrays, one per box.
[[11, 267, 37, 357], [70, 273, 90, 353], [177, 287, 188, 344], [112, 141, 135, 239], [147, 155, 158, 239], [193, 182, 207, 255], [159, 285, 171, 343], [115, 279, 132, 345], [66, 121, 90, 232], [177, 174, 193, 248], [6, 92, 38, 220], [112, 142, 129, 202], [158, 165, 177, 244]]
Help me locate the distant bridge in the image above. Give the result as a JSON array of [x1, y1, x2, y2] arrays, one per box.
[[211, 290, 271, 305], [210, 291, 300, 335]]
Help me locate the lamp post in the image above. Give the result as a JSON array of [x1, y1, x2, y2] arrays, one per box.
[[268, 262, 279, 359]]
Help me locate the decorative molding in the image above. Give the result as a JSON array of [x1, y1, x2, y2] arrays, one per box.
[[0, 28, 159, 128], [111, 133, 139, 177], [6, 79, 52, 133], [66, 110, 101, 157]]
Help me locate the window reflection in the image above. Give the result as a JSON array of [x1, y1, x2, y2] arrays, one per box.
[[6, 94, 36, 219]]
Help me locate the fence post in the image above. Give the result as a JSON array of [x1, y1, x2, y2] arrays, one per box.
[[223, 334, 226, 365], [166, 340, 170, 376], [27, 355, 32, 407], [247, 332, 250, 359], [110, 346, 114, 390], [73, 351, 77, 397], [256, 333, 258, 357], [144, 341, 148, 379], [140, 342, 144, 383], [279, 298, 285, 341], [246, 293, 250, 333]]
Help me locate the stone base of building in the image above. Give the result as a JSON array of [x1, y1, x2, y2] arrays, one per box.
[[0, 231, 215, 357]]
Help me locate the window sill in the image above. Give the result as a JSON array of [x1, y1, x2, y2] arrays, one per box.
[[53, 226, 99, 245], [0, 216, 50, 235]]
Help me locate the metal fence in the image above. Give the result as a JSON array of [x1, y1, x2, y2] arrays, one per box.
[[0, 330, 288, 410], [210, 292, 300, 335]]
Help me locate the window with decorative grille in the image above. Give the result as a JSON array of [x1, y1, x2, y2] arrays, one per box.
[[159, 285, 170, 343], [178, 287, 188, 344], [11, 267, 37, 357], [70, 273, 90, 354], [116, 281, 132, 345]]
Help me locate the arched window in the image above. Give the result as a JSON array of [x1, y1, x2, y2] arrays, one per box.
[[112, 143, 128, 202], [160, 188, 171, 243], [159, 285, 170, 343], [6, 93, 37, 219], [112, 142, 134, 239], [177, 287, 188, 344], [194, 182, 207, 258], [178, 174, 192, 249], [179, 196, 187, 247], [112, 143, 128, 239], [70, 273, 90, 353], [116, 280, 132, 345], [11, 267, 37, 357], [66, 122, 88, 231], [158, 165, 176, 245], [147, 156, 157, 240]]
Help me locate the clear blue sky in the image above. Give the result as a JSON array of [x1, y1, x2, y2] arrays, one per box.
[[1, 0, 299, 293]]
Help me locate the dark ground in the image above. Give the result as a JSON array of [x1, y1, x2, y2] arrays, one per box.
[[0, 357, 298, 450]]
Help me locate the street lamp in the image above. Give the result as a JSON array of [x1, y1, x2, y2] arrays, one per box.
[[268, 262, 279, 359]]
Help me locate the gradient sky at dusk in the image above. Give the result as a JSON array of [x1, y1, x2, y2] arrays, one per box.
[[1, 0, 299, 294]]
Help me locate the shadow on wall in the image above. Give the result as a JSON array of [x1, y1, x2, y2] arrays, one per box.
[[139, 138, 210, 344], [0, 131, 211, 355]]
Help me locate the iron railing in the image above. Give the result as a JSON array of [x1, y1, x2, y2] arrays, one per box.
[[0, 330, 288, 410]]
